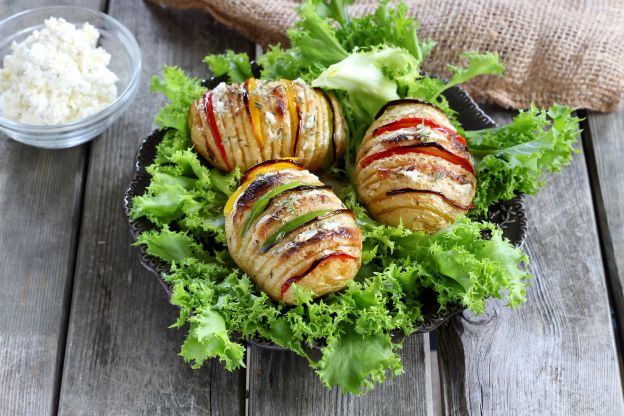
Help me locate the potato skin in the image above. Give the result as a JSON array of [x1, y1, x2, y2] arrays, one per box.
[[189, 79, 347, 172], [355, 100, 476, 233], [225, 161, 361, 304]]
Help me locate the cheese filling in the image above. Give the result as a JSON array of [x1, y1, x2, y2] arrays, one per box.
[[0, 17, 118, 125]]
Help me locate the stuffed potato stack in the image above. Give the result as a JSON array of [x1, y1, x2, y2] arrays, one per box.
[[224, 159, 362, 304], [189, 78, 347, 172], [355, 99, 477, 233]]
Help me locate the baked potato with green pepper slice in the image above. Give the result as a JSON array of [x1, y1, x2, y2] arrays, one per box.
[[224, 159, 361, 304]]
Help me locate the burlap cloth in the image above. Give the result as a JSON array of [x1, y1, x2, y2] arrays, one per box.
[[147, 0, 624, 112]]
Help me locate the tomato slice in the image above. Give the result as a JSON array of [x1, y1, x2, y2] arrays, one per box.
[[203, 91, 231, 171], [242, 78, 265, 150], [358, 143, 475, 175]]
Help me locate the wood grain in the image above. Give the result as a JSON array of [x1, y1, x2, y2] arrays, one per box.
[[55, 2, 253, 414], [585, 106, 624, 348], [247, 334, 433, 416], [437, 110, 624, 415], [0, 2, 103, 415]]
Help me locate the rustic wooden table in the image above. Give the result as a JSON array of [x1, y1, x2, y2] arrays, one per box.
[[1, 1, 623, 415]]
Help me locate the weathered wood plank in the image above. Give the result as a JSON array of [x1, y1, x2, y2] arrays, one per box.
[[247, 334, 433, 415], [585, 106, 624, 348], [437, 110, 624, 415], [56, 2, 253, 415], [0, 2, 104, 416]]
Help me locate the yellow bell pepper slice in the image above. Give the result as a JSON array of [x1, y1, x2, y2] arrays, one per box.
[[242, 78, 265, 150], [224, 159, 303, 215], [280, 80, 300, 155]]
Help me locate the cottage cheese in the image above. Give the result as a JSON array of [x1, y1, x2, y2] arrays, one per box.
[[0, 17, 118, 125]]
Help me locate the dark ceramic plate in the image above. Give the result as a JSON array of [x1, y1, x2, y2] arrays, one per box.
[[123, 85, 527, 351]]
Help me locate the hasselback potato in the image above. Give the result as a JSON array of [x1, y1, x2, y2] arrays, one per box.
[[189, 78, 347, 172], [224, 159, 362, 304], [355, 99, 476, 233]]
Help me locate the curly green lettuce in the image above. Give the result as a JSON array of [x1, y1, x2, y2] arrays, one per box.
[[149, 66, 205, 136], [467, 104, 581, 214], [132, 145, 239, 244], [203, 50, 254, 84], [139, 217, 529, 394]]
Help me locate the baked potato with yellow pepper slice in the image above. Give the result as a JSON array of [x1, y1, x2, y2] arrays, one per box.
[[355, 99, 477, 233], [189, 78, 347, 172], [224, 159, 362, 304]]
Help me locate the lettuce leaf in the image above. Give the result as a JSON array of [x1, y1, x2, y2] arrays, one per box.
[[467, 104, 581, 214], [289, 1, 349, 68], [311, 46, 420, 146], [150, 66, 205, 135], [136, 227, 207, 263], [316, 326, 403, 394], [440, 51, 504, 96], [203, 50, 253, 83], [181, 307, 246, 371], [131, 146, 239, 244]]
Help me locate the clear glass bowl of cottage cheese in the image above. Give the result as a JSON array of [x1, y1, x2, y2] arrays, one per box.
[[0, 6, 141, 148]]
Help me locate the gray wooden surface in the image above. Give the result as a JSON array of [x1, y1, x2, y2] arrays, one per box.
[[586, 106, 624, 348], [54, 1, 253, 415], [0, 2, 102, 415], [0, 1, 623, 415], [437, 111, 624, 415], [247, 335, 432, 416]]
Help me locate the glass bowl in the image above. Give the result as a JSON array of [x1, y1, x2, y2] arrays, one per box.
[[0, 6, 141, 148]]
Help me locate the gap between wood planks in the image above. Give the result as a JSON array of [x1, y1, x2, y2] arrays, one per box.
[[578, 110, 624, 385], [51, 141, 90, 416], [52, 4, 109, 415]]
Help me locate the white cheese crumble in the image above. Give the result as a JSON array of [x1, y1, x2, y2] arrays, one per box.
[[273, 218, 347, 255], [213, 82, 227, 94], [401, 169, 431, 182], [265, 111, 277, 125], [0, 17, 118, 125]]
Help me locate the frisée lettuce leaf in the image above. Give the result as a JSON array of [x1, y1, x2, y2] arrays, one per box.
[[203, 50, 254, 84], [467, 104, 581, 214], [149, 66, 205, 136]]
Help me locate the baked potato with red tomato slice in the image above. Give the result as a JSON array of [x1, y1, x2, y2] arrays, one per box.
[[355, 99, 477, 233], [189, 78, 347, 172], [224, 159, 362, 304]]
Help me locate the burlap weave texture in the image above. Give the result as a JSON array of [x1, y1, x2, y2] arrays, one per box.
[[147, 0, 624, 112]]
